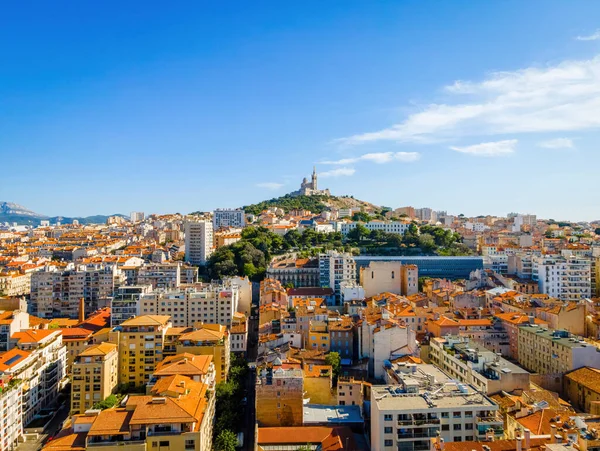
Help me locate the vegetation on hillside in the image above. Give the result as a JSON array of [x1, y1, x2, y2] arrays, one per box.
[[243, 194, 331, 215], [206, 223, 472, 280]]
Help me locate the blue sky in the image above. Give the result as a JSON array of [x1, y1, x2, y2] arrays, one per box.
[[2, 1, 600, 220]]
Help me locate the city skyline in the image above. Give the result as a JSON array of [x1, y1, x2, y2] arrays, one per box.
[[2, 1, 600, 220]]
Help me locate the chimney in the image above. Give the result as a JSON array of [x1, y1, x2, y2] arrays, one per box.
[[439, 438, 445, 450], [79, 298, 85, 323], [516, 437, 523, 451], [523, 428, 531, 450], [551, 425, 557, 443]]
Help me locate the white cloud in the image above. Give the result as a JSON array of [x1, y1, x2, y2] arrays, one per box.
[[576, 30, 600, 41], [450, 139, 517, 157], [319, 167, 356, 178], [336, 56, 600, 146], [537, 137, 574, 149], [322, 151, 420, 165], [256, 182, 284, 190]]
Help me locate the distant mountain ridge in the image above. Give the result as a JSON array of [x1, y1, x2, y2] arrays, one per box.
[[0, 201, 126, 226]]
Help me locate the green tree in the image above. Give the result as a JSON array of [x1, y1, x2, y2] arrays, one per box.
[[325, 351, 341, 385], [93, 394, 123, 410], [351, 211, 371, 222], [296, 446, 312, 451], [214, 430, 238, 451], [347, 224, 370, 242], [595, 228, 600, 235]]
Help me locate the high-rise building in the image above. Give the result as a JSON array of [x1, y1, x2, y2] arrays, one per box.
[[110, 285, 153, 327], [213, 208, 245, 229], [184, 220, 213, 265], [70, 342, 119, 414], [30, 264, 124, 318], [319, 251, 356, 304], [130, 211, 145, 222], [533, 255, 591, 301]]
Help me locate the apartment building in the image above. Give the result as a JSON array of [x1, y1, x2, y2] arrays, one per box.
[[7, 329, 67, 425], [137, 263, 182, 289], [266, 256, 320, 288], [130, 211, 145, 222], [319, 250, 356, 304], [495, 312, 547, 359], [0, 353, 25, 450], [151, 353, 215, 389], [517, 326, 600, 380], [563, 367, 600, 414], [329, 317, 356, 362], [256, 364, 304, 427], [31, 263, 124, 318], [371, 378, 502, 451], [113, 315, 172, 387], [230, 318, 248, 355], [184, 220, 213, 265], [52, 375, 215, 451], [0, 271, 31, 297], [339, 220, 411, 236], [533, 255, 591, 301], [70, 342, 119, 414], [213, 208, 245, 229], [111, 285, 153, 326], [139, 281, 240, 327], [430, 336, 530, 395], [176, 325, 230, 383], [359, 261, 418, 297], [0, 301, 29, 352]]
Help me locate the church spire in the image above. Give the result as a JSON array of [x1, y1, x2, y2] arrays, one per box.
[[312, 166, 317, 190]]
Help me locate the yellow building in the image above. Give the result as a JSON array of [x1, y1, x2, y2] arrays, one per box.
[[71, 342, 119, 414], [176, 324, 230, 383], [152, 353, 215, 390], [113, 315, 172, 387], [303, 364, 335, 405], [564, 367, 600, 414], [256, 364, 304, 427], [307, 321, 330, 352], [45, 375, 215, 451], [61, 327, 94, 374]]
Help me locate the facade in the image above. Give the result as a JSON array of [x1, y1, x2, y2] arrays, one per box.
[[359, 261, 418, 297], [517, 325, 600, 379], [130, 211, 145, 222], [0, 271, 31, 297], [8, 329, 67, 425], [354, 256, 485, 279], [563, 367, 600, 414], [213, 208, 245, 229], [230, 319, 248, 355], [111, 285, 153, 327], [30, 264, 124, 318], [430, 336, 530, 395], [71, 342, 119, 414], [266, 257, 320, 288], [184, 220, 213, 265], [371, 379, 501, 451], [113, 315, 172, 387], [339, 220, 411, 236], [139, 281, 240, 327], [533, 255, 591, 301], [176, 325, 230, 383], [256, 365, 304, 427], [319, 251, 356, 304], [0, 371, 23, 451], [329, 318, 356, 362], [137, 263, 182, 290]]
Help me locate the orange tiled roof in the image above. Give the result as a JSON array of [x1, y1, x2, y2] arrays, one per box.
[[12, 329, 58, 344], [0, 348, 31, 371]]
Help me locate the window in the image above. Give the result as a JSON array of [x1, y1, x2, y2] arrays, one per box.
[[185, 440, 195, 450], [442, 425, 449, 431], [466, 436, 473, 441], [453, 424, 462, 431], [159, 441, 169, 447], [441, 412, 449, 418], [453, 411, 462, 418], [152, 442, 158, 448], [465, 424, 473, 430], [454, 437, 462, 442], [384, 414, 393, 421], [384, 427, 393, 434], [384, 440, 393, 447]]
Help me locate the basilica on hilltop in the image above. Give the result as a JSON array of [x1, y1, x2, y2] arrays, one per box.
[[290, 167, 331, 197]]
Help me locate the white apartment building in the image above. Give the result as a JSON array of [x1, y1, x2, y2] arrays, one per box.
[[185, 220, 213, 265], [0, 373, 23, 451], [3, 329, 67, 426], [517, 325, 600, 376], [371, 377, 502, 451], [110, 285, 153, 326], [213, 209, 245, 229], [512, 214, 536, 232], [30, 264, 124, 318], [339, 221, 410, 237], [339, 280, 365, 303], [137, 262, 181, 289], [0, 271, 31, 297], [430, 336, 530, 395], [130, 211, 145, 222], [415, 208, 437, 222], [533, 255, 591, 301], [139, 281, 240, 327], [319, 251, 356, 304]]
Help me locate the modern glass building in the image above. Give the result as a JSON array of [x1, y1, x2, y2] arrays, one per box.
[[353, 256, 484, 279]]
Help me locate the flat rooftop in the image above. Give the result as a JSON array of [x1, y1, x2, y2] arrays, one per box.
[[303, 405, 363, 425], [519, 325, 598, 349]]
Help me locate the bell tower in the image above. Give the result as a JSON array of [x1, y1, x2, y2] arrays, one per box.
[[312, 166, 318, 190]]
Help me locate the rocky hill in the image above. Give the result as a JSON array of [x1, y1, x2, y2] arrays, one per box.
[[242, 194, 380, 216]]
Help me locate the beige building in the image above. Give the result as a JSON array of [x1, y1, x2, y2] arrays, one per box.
[[256, 364, 304, 427], [112, 315, 172, 387], [517, 325, 600, 391], [71, 342, 119, 414], [176, 325, 230, 383], [359, 261, 418, 298], [0, 271, 31, 297], [563, 367, 600, 414]]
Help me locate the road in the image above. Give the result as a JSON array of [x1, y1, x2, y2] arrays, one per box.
[[242, 310, 258, 450]]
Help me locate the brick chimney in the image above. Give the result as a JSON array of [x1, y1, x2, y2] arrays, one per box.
[[79, 298, 85, 323]]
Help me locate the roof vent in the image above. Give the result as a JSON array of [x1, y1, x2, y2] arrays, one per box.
[[152, 397, 167, 404]]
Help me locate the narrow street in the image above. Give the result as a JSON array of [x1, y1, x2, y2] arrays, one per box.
[[242, 311, 258, 450]]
